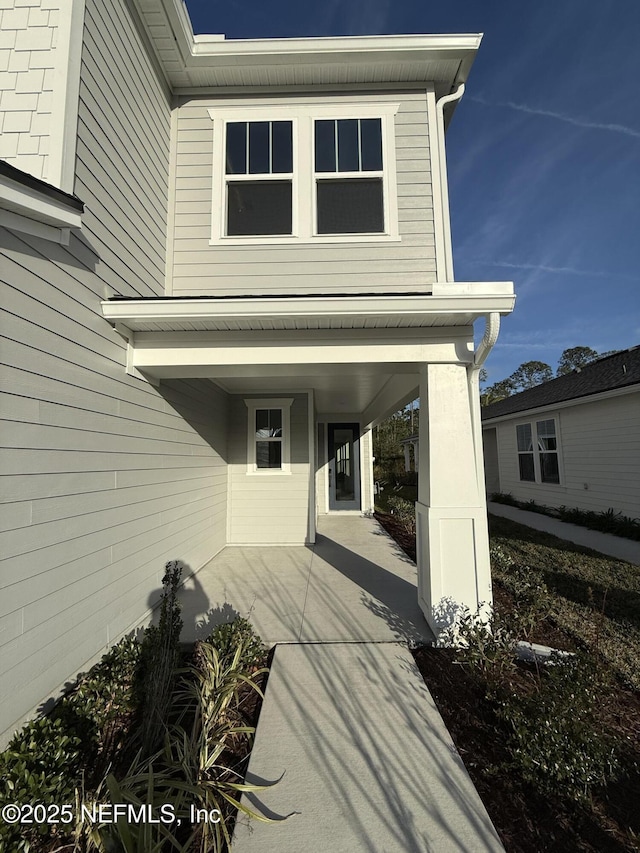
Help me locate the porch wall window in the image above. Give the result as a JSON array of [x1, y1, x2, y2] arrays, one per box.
[[244, 398, 293, 474], [516, 417, 561, 485]]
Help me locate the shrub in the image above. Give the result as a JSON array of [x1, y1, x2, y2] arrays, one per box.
[[91, 624, 273, 853], [386, 495, 416, 535], [444, 605, 518, 689], [207, 616, 266, 671], [0, 715, 85, 851], [137, 561, 184, 758], [495, 653, 619, 801]]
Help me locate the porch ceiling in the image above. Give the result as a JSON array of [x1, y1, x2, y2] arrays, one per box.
[[102, 284, 514, 423]]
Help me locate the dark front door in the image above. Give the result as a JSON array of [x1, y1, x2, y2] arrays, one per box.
[[328, 423, 360, 511]]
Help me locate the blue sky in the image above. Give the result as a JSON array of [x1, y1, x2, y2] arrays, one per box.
[[185, 0, 640, 384]]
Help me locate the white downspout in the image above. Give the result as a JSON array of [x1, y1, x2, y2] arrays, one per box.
[[469, 312, 501, 495], [435, 83, 465, 282]]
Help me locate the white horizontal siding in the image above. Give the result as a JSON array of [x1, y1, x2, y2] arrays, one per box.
[[75, 0, 170, 298], [228, 394, 310, 544], [491, 392, 640, 518], [0, 0, 231, 747], [170, 90, 435, 296]]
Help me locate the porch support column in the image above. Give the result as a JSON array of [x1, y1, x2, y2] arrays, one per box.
[[415, 363, 492, 640], [403, 443, 411, 472]]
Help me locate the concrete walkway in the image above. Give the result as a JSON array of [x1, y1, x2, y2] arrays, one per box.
[[488, 502, 640, 565], [180, 517, 504, 852], [180, 516, 433, 645], [232, 642, 504, 853]]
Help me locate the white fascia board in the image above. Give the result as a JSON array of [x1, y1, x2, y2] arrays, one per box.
[[481, 384, 639, 426], [160, 1, 480, 76], [191, 33, 482, 58], [0, 174, 82, 230], [101, 283, 515, 328]]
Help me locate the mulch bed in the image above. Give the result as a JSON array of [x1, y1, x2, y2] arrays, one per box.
[[375, 510, 640, 853]]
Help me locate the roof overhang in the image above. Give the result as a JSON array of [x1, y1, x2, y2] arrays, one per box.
[[0, 160, 83, 233], [136, 0, 481, 99], [102, 283, 515, 333]]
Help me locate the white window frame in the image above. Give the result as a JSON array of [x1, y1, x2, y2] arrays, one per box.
[[209, 102, 400, 246], [312, 116, 386, 237], [244, 398, 294, 475], [515, 416, 563, 485]]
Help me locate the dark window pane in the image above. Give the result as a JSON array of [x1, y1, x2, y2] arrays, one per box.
[[267, 408, 282, 435], [360, 118, 382, 170], [315, 120, 335, 172], [518, 453, 535, 482], [256, 441, 282, 469], [255, 408, 270, 437], [540, 453, 560, 484], [317, 178, 384, 234], [256, 408, 282, 437], [226, 122, 246, 174], [272, 121, 293, 173], [227, 181, 292, 236], [337, 119, 359, 172], [249, 121, 270, 174]]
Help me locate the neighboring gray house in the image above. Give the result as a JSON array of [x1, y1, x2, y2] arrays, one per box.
[[482, 347, 640, 518], [0, 0, 515, 744]]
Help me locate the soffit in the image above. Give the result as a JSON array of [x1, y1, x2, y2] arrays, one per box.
[[101, 286, 515, 334], [135, 1, 480, 95]]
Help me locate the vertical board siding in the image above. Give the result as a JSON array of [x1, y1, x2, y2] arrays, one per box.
[[491, 393, 640, 518], [0, 0, 231, 747], [228, 395, 309, 544], [170, 90, 435, 296]]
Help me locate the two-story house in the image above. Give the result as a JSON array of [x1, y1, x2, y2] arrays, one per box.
[[0, 0, 515, 745]]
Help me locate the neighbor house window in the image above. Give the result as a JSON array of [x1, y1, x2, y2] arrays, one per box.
[[225, 121, 293, 236], [209, 103, 399, 244], [244, 398, 293, 473], [516, 418, 561, 484], [314, 118, 384, 234]]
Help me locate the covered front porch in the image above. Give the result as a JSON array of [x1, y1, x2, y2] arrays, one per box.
[[179, 515, 434, 645], [103, 284, 514, 638]]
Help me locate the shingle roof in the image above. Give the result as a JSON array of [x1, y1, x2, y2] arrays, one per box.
[[481, 346, 640, 421]]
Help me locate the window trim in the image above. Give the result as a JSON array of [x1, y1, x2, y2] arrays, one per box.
[[244, 398, 294, 475], [209, 102, 400, 246], [515, 416, 563, 486]]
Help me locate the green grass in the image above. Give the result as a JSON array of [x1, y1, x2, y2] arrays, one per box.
[[488, 514, 640, 691]]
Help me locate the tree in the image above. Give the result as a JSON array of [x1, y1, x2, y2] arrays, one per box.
[[480, 378, 515, 406], [509, 360, 553, 391], [556, 346, 599, 376]]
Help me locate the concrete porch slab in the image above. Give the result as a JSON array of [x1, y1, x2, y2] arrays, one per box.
[[179, 516, 433, 645], [232, 643, 505, 852]]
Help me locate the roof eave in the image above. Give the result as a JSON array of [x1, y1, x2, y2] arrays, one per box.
[[136, 1, 482, 93]]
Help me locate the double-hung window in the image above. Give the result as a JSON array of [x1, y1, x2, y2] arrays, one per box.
[[516, 418, 561, 484], [209, 103, 399, 244], [225, 121, 293, 236], [314, 118, 384, 234], [245, 399, 293, 474]]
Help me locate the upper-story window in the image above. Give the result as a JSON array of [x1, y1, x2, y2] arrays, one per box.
[[225, 121, 293, 236], [314, 118, 384, 234], [209, 102, 399, 245]]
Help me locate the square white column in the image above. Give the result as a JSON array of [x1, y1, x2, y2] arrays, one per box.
[[415, 363, 492, 639]]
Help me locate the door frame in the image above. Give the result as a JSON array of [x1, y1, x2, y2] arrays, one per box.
[[327, 422, 361, 512]]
